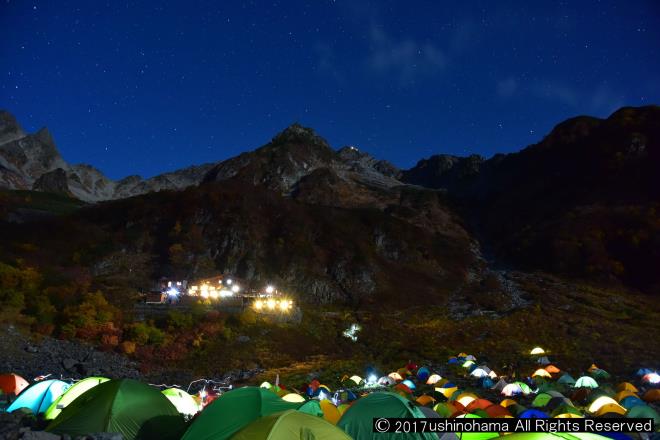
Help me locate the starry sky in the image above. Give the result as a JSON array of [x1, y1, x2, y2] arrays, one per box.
[[1, 0, 659, 179]]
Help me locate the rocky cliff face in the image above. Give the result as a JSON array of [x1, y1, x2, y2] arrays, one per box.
[[203, 124, 403, 198], [402, 105, 660, 291], [2, 106, 659, 294], [0, 110, 216, 202]]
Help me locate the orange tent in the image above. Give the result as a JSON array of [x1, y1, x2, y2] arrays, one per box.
[[394, 383, 413, 395], [544, 365, 560, 374], [0, 373, 29, 396], [466, 398, 493, 412], [643, 389, 660, 402], [416, 395, 435, 406], [484, 404, 511, 418]]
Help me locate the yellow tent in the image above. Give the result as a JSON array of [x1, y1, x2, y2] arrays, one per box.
[[320, 399, 341, 424], [426, 374, 442, 385], [500, 399, 517, 408], [588, 396, 623, 414], [595, 403, 627, 416], [282, 393, 306, 403], [532, 369, 552, 378], [530, 347, 545, 355], [388, 372, 403, 381], [616, 382, 638, 393], [436, 386, 458, 399], [349, 375, 363, 385]]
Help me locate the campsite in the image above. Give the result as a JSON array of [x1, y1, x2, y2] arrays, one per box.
[[1, 347, 659, 439]]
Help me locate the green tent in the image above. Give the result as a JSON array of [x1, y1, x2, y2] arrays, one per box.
[[44, 377, 109, 420], [557, 374, 576, 386], [532, 393, 553, 408], [514, 381, 534, 394], [550, 404, 583, 418], [297, 399, 324, 417], [337, 392, 436, 440], [504, 434, 611, 440], [162, 388, 200, 417], [181, 387, 301, 440], [230, 409, 352, 440], [589, 369, 611, 380], [626, 405, 660, 424], [47, 379, 185, 440]]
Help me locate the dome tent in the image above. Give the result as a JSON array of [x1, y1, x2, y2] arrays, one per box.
[[162, 387, 201, 417], [0, 373, 29, 396], [45, 377, 109, 420], [575, 376, 599, 389], [338, 392, 436, 440], [47, 379, 185, 440], [182, 386, 301, 440], [7, 379, 70, 414], [230, 409, 352, 440]]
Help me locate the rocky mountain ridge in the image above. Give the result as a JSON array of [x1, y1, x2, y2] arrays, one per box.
[[0, 111, 216, 202], [1, 106, 658, 294]]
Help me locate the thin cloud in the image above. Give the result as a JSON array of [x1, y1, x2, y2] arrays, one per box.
[[366, 24, 448, 83], [527, 80, 624, 115]]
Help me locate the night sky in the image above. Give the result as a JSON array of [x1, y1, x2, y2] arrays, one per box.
[[2, 1, 659, 180]]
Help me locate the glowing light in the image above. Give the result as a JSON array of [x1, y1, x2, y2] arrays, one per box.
[[342, 323, 361, 342], [367, 374, 378, 385], [266, 285, 274, 294], [279, 300, 289, 310], [267, 299, 276, 309], [457, 394, 477, 407], [167, 288, 179, 297], [226, 279, 233, 285], [530, 347, 545, 355], [231, 285, 240, 293], [643, 373, 660, 384], [220, 289, 233, 297], [588, 396, 621, 413], [254, 300, 263, 310]]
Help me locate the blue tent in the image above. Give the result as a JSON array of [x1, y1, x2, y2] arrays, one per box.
[[7, 380, 70, 414], [599, 433, 632, 440], [519, 409, 549, 418], [402, 379, 416, 390], [619, 396, 645, 410], [417, 367, 430, 382], [479, 377, 494, 389]]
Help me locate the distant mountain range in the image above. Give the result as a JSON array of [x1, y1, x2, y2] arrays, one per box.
[[0, 111, 215, 202], [1, 106, 658, 299]]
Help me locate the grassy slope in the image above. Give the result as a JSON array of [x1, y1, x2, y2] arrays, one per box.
[[0, 189, 86, 216], [169, 272, 659, 389]]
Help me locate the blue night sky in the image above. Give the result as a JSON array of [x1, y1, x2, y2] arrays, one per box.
[[1, 0, 659, 179]]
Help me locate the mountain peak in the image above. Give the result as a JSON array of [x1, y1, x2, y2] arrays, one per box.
[[271, 123, 331, 150], [0, 110, 26, 145]]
